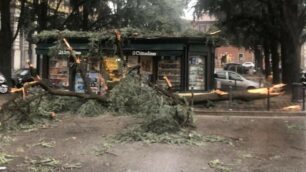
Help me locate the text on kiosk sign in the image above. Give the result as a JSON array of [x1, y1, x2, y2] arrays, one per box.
[[132, 51, 157, 56]]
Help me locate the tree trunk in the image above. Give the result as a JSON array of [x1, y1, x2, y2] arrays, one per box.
[[280, 1, 303, 89], [254, 46, 263, 74], [0, 0, 13, 82], [178, 84, 285, 103], [263, 41, 271, 78], [281, 34, 301, 88], [37, 0, 48, 32], [270, 41, 281, 84], [82, 3, 89, 31]]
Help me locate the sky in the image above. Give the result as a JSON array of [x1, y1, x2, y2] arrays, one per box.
[[182, 0, 197, 20]]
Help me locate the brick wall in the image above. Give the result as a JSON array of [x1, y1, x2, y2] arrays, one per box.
[[215, 46, 254, 68]]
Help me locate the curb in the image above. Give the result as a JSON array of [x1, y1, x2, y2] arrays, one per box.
[[194, 110, 306, 117]]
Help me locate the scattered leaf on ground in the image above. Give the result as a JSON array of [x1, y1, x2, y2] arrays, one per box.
[[26, 156, 61, 168], [63, 162, 82, 169], [32, 139, 56, 148], [0, 134, 16, 146], [287, 124, 306, 131], [208, 159, 231, 172], [0, 153, 15, 165]]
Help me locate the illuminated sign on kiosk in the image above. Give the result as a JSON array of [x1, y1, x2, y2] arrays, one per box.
[[132, 51, 157, 56]]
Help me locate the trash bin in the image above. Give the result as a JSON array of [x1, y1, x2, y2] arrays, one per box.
[[292, 82, 304, 102]]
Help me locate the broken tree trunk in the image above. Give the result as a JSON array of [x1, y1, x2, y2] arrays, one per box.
[[178, 84, 286, 103], [63, 38, 93, 94], [7, 38, 108, 104], [147, 82, 185, 105], [10, 80, 108, 103]]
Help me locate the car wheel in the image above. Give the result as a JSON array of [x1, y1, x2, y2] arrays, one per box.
[[0, 85, 9, 94], [247, 86, 256, 90]]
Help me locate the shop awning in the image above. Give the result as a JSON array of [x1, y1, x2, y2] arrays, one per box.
[[125, 43, 185, 51], [36, 43, 90, 55]]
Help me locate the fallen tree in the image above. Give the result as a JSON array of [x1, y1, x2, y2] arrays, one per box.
[[178, 84, 286, 103], [0, 30, 192, 131]]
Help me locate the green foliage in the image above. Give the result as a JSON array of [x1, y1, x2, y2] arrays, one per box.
[[0, 93, 108, 129], [109, 75, 194, 134], [109, 76, 171, 115], [104, 0, 187, 33], [76, 100, 106, 117], [142, 105, 194, 134], [34, 27, 210, 43], [35, 95, 83, 113], [115, 129, 206, 145], [194, 0, 276, 48], [102, 127, 233, 146], [31, 95, 108, 118]]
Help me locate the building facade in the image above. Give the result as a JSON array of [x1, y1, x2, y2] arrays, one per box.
[[192, 14, 255, 68], [215, 46, 254, 68]]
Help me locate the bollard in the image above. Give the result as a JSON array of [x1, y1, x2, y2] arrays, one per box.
[[234, 79, 237, 90], [303, 86, 305, 111], [191, 87, 194, 108], [267, 87, 270, 111], [228, 86, 233, 110]]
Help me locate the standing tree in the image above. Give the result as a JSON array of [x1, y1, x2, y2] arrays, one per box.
[[195, 0, 306, 86], [0, 0, 13, 80], [0, 0, 26, 81]]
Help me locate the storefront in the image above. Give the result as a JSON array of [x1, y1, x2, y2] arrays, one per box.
[[121, 37, 215, 91], [36, 36, 215, 92]]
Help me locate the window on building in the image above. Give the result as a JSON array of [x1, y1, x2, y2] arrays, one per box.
[[239, 53, 244, 62], [49, 56, 69, 88], [157, 56, 181, 90]]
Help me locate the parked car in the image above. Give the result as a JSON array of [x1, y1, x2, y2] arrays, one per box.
[[223, 63, 249, 74], [11, 68, 34, 88], [215, 70, 263, 90], [0, 72, 9, 94], [242, 62, 255, 68]]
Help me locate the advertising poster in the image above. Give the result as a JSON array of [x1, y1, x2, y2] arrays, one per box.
[[75, 73, 84, 93], [88, 72, 100, 94], [74, 72, 100, 94]]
